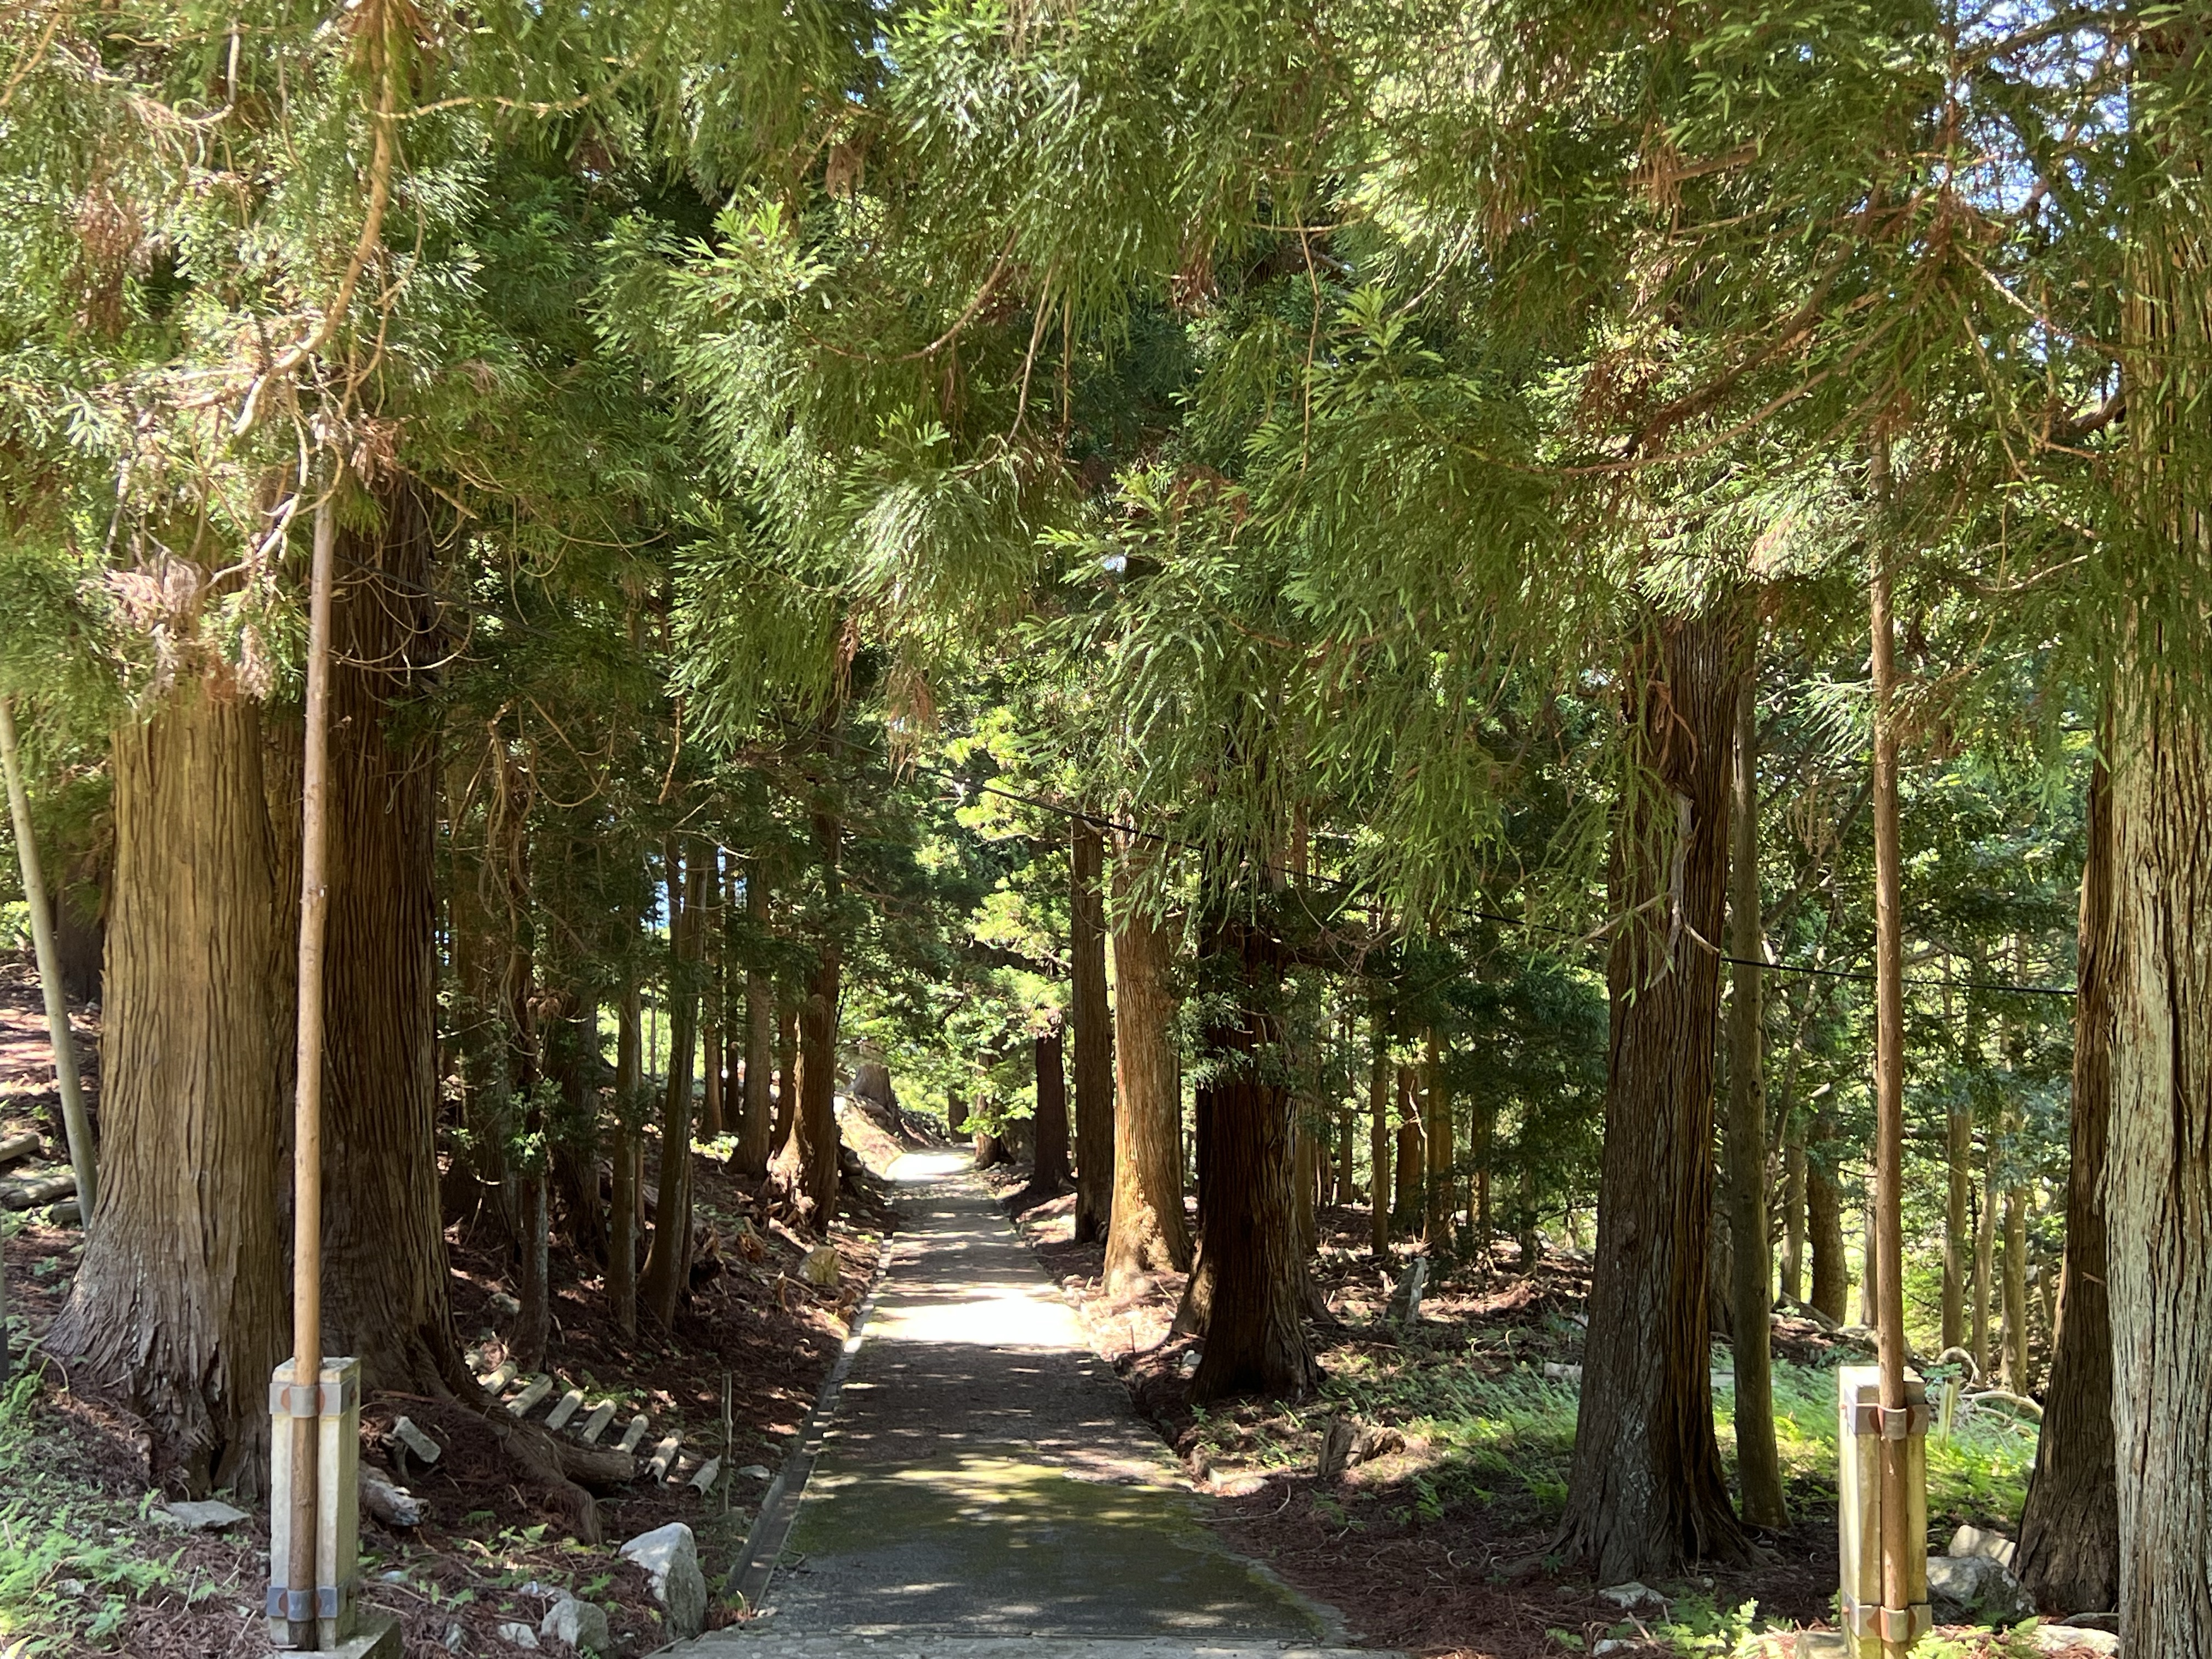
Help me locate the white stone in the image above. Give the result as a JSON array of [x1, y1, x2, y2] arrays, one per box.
[[619, 1521, 707, 1641], [539, 1593, 611, 1654], [1949, 1522, 2018, 1568], [736, 1464, 773, 1481], [157, 1499, 249, 1531], [494, 1621, 539, 1649], [1598, 1580, 1661, 1610], [801, 1244, 840, 1286], [2035, 1628, 2119, 1656], [442, 1622, 466, 1652]]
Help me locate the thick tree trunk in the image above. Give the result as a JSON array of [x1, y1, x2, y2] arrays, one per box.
[[1559, 607, 1748, 1581], [1471, 1094, 1493, 1254], [292, 481, 466, 1395], [1393, 1065, 1423, 1227], [609, 985, 641, 1338], [1103, 842, 1191, 1295], [1424, 1030, 1453, 1243], [1368, 1019, 1391, 1256], [53, 686, 287, 1493], [1517, 1157, 1541, 1272], [2017, 759, 2118, 1615], [1807, 1109, 1848, 1322], [1187, 916, 1317, 1403], [1029, 1025, 1073, 1195], [946, 1088, 967, 1136], [735, 867, 775, 1177], [1724, 669, 1786, 1528], [1071, 821, 1114, 1243], [546, 992, 606, 1265], [499, 775, 549, 1370], [640, 845, 708, 1323]]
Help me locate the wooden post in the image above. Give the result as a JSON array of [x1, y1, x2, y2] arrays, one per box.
[[1837, 1364, 1928, 1655], [0, 695, 98, 1216], [1863, 454, 1926, 1656], [273, 484, 339, 1650]]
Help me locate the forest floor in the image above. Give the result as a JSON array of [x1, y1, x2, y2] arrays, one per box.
[[993, 1174, 2085, 1659], [0, 958, 887, 1659]]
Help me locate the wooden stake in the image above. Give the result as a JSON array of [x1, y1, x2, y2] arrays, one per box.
[[0, 695, 98, 1217], [1867, 449, 1919, 1656], [284, 484, 340, 1649]]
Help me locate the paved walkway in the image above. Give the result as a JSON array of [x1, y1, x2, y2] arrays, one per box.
[[670, 1153, 1383, 1658]]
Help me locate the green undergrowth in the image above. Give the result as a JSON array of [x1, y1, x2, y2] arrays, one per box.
[[1193, 1340, 2039, 1543], [0, 1365, 218, 1655]]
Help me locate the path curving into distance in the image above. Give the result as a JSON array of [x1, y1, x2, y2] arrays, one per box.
[[667, 1150, 1389, 1659]]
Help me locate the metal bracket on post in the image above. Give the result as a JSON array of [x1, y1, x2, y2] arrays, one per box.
[[268, 1357, 364, 1652]]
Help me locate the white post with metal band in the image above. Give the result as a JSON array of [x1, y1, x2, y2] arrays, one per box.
[[1837, 1363, 1931, 1652]]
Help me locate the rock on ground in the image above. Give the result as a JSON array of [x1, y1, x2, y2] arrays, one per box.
[[620, 1521, 707, 1641], [1927, 1552, 2036, 1627], [540, 1593, 612, 1654]]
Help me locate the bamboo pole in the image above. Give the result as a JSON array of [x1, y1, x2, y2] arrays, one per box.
[[0, 695, 98, 1217], [284, 486, 339, 1649], [1868, 462, 1913, 1658]]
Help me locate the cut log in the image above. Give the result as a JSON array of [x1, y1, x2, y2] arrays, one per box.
[[578, 1402, 616, 1444], [545, 1388, 585, 1431], [0, 1131, 41, 1166], [360, 1471, 424, 1528], [646, 1435, 681, 1481], [617, 1414, 648, 1454], [0, 1171, 75, 1210], [506, 1375, 555, 1418], [689, 1457, 720, 1495]]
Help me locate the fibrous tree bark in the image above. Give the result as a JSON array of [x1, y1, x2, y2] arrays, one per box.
[[772, 992, 798, 1155], [315, 481, 467, 1394], [1780, 1112, 1807, 1304], [1184, 912, 1317, 1403], [1393, 1064, 1422, 1226], [1724, 668, 1786, 1528], [1029, 1022, 1073, 1196], [1103, 836, 1190, 1296], [2017, 756, 2117, 1615], [2101, 78, 2212, 1647], [1559, 606, 1748, 1581], [1071, 820, 1114, 1243], [53, 684, 287, 1492], [1943, 1083, 1973, 1355]]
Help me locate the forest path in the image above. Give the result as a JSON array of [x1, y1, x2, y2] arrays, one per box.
[[671, 1152, 1385, 1658]]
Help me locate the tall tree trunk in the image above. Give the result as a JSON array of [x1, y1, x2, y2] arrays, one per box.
[[546, 991, 606, 1266], [289, 482, 467, 1395], [699, 952, 724, 1142], [1807, 1108, 1848, 1322], [735, 864, 775, 1177], [1029, 1024, 1072, 1194], [640, 844, 708, 1324], [609, 984, 641, 1338], [772, 992, 798, 1155], [773, 808, 843, 1229], [1517, 1156, 1541, 1272], [1724, 667, 1787, 1528], [1424, 1029, 1453, 1243], [1471, 1094, 1493, 1255], [1943, 1090, 1973, 1355], [1972, 1139, 1997, 1377], [1781, 1113, 1807, 1305], [1071, 820, 1114, 1243], [1368, 1017, 1391, 1257], [1103, 839, 1191, 1295], [946, 1088, 967, 1136], [54, 686, 287, 1493], [1393, 1065, 1423, 1227], [2018, 762, 2118, 1612], [2001, 1171, 2030, 1391], [499, 761, 549, 1371], [1187, 914, 1316, 1403], [2104, 70, 2212, 1642], [1560, 607, 1748, 1581]]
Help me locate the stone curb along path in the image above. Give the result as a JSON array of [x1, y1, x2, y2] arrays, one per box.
[[664, 1152, 1395, 1659]]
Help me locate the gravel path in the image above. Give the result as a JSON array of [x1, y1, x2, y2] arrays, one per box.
[[671, 1153, 1387, 1658]]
